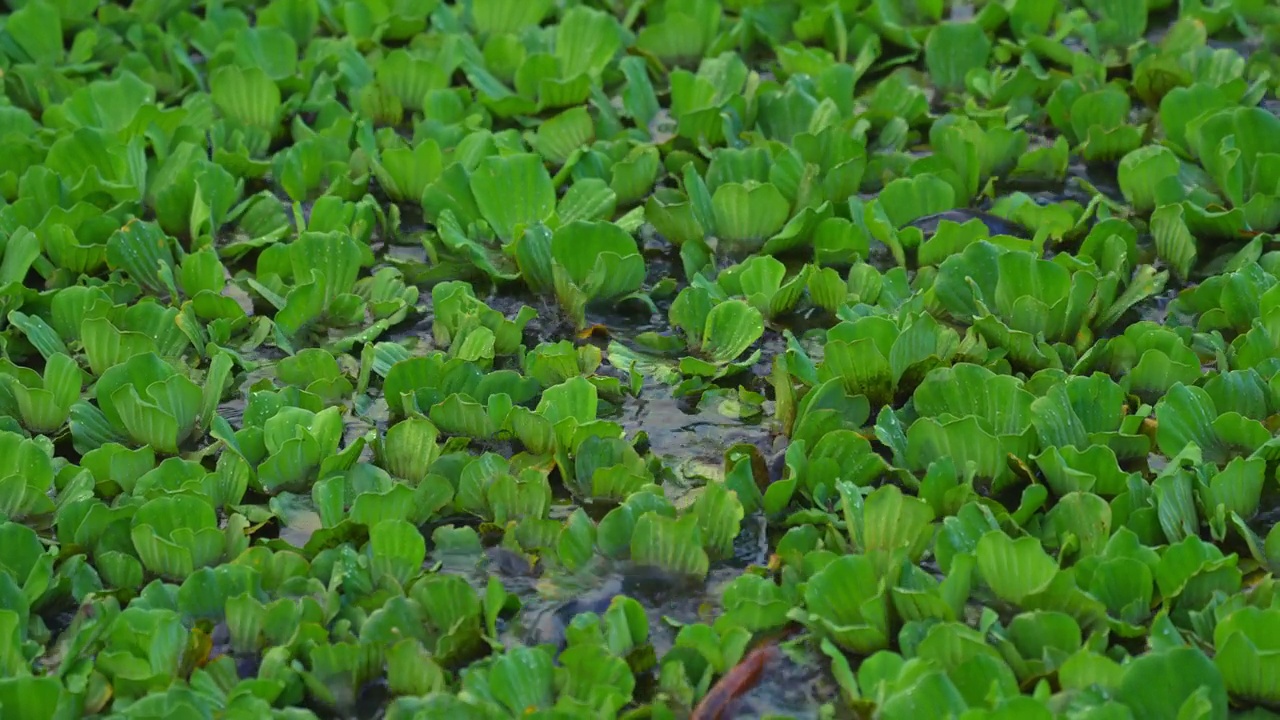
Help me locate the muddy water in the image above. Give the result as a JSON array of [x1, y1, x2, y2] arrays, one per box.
[[431, 508, 840, 714], [615, 376, 776, 492], [727, 647, 841, 719]]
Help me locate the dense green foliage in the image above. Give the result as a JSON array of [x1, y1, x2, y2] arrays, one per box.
[[2, 0, 1280, 718]]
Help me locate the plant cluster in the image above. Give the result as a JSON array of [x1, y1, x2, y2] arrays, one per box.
[[2, 0, 1280, 719]]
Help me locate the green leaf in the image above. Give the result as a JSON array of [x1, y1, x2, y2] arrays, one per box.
[[631, 513, 710, 579], [470, 154, 556, 242], [700, 299, 764, 364], [976, 532, 1059, 605], [550, 221, 645, 303], [925, 22, 992, 93], [879, 175, 957, 228], [106, 221, 178, 297], [1214, 607, 1280, 705], [711, 182, 790, 250], [0, 1, 62, 64], [369, 519, 427, 588], [848, 483, 935, 565], [559, 642, 636, 714], [210, 65, 283, 133], [1115, 648, 1228, 720], [555, 6, 622, 79], [803, 554, 891, 654], [532, 107, 594, 166], [472, 0, 553, 35], [489, 646, 554, 715], [1082, 0, 1148, 51], [1155, 384, 1228, 462], [130, 493, 226, 579], [693, 482, 744, 561], [374, 140, 444, 204], [0, 676, 72, 719], [1118, 146, 1182, 214]]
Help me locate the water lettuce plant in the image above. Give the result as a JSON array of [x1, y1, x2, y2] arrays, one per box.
[[4, 1, 1280, 719]]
